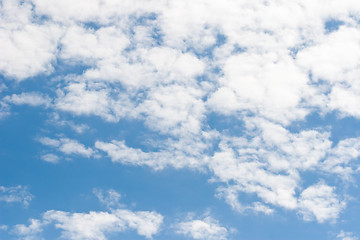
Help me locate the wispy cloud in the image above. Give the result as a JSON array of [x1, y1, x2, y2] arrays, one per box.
[[0, 185, 33, 207]]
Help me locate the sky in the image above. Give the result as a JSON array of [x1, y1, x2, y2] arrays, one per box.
[[1, 0, 360, 239]]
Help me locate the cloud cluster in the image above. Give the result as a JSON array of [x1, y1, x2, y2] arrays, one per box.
[[2, 0, 360, 227]]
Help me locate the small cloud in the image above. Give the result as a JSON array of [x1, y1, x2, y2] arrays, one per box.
[[0, 225, 8, 231], [39, 137, 94, 158], [41, 153, 60, 164], [93, 188, 124, 209], [337, 230, 358, 240], [3, 92, 52, 107], [0, 185, 33, 207], [175, 214, 229, 240]]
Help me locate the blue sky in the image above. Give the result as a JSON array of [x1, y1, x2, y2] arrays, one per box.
[[1, 0, 360, 239]]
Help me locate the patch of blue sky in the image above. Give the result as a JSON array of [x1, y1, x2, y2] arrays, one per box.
[[325, 19, 345, 33], [188, 33, 227, 59], [206, 112, 246, 136], [288, 111, 360, 145]]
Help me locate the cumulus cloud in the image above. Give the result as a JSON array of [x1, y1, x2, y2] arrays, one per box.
[[43, 209, 163, 240], [176, 215, 228, 240], [12, 201, 163, 240], [0, 185, 33, 206], [208, 117, 360, 222], [2, 0, 360, 227], [0, 0, 62, 80], [12, 219, 44, 240], [298, 182, 345, 223]]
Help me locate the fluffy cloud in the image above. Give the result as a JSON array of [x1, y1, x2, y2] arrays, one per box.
[[13, 209, 163, 240], [0, 185, 33, 206], [208, 117, 360, 222], [43, 209, 163, 240], [298, 182, 345, 223], [176, 215, 228, 240], [12, 219, 44, 240], [208, 52, 310, 124], [12, 190, 163, 240], [0, 0, 62, 80], [95, 135, 211, 170], [3, 92, 52, 107], [2, 0, 360, 227]]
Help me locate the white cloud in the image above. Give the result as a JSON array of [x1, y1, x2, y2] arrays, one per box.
[[297, 27, 360, 84], [321, 137, 360, 180], [208, 117, 359, 222], [47, 113, 90, 134], [95, 132, 215, 170], [13, 208, 163, 240], [337, 230, 358, 240], [0, 0, 62, 80], [329, 85, 360, 118], [33, 0, 164, 24], [298, 182, 345, 223], [13, 219, 44, 240], [0, 101, 10, 120], [93, 189, 123, 209], [60, 25, 130, 63], [3, 92, 52, 107], [2, 0, 360, 226], [43, 209, 163, 240], [39, 137, 94, 158], [207, 52, 310, 125], [55, 82, 134, 122], [0, 185, 33, 206], [40, 153, 60, 163], [176, 215, 228, 240], [136, 84, 206, 136]]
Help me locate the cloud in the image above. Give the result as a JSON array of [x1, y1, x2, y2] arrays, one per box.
[[0, 185, 33, 206], [337, 230, 358, 240], [95, 132, 215, 170], [176, 215, 228, 240], [0, 0, 62, 80], [43, 209, 163, 240], [298, 182, 345, 223], [209, 117, 359, 222], [12, 219, 44, 240], [55, 82, 134, 122], [207, 52, 310, 125], [47, 113, 90, 134], [93, 189, 123, 209], [2, 0, 360, 227], [0, 225, 8, 231], [3, 92, 52, 107], [39, 137, 94, 158], [12, 196, 163, 240], [40, 153, 60, 163]]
